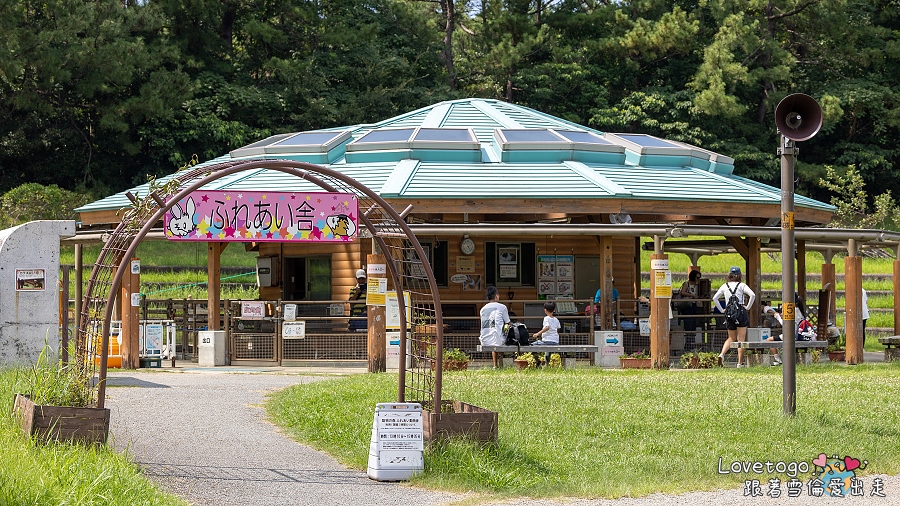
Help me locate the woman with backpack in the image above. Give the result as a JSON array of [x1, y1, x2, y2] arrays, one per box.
[[712, 266, 756, 368]]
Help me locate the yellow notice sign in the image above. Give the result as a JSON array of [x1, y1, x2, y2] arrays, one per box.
[[783, 302, 795, 321], [654, 270, 672, 298], [366, 278, 388, 306], [782, 211, 795, 230]]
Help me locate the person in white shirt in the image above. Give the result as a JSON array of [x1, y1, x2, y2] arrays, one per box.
[[712, 266, 756, 368], [480, 286, 510, 368], [531, 301, 561, 366], [862, 288, 870, 347]]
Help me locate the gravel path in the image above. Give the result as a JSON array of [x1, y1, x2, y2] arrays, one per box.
[[106, 368, 899, 506]]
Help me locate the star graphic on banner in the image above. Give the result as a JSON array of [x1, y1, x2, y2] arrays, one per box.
[[201, 195, 209, 203], [206, 232, 213, 238], [266, 231, 274, 239], [311, 227, 322, 240], [278, 226, 288, 237], [225, 195, 232, 201], [224, 226, 235, 237]]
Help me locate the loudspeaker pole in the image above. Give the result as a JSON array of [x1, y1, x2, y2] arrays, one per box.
[[773, 93, 822, 417], [779, 136, 797, 416]]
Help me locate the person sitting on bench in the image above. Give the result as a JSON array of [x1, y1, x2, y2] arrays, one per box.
[[530, 301, 560, 366]]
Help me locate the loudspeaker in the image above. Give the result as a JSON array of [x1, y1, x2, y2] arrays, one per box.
[[775, 93, 822, 141]]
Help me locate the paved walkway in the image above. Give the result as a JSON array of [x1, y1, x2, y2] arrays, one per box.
[[106, 368, 463, 506]]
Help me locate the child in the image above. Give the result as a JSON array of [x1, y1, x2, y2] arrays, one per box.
[[532, 301, 561, 366]]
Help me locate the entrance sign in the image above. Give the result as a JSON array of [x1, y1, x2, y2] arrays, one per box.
[[164, 190, 358, 243]]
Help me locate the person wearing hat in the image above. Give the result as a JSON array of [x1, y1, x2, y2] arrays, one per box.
[[349, 268, 368, 331], [711, 266, 756, 367]]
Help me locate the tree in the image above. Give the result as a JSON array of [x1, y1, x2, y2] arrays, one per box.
[[0, 0, 191, 193], [0, 183, 94, 229]]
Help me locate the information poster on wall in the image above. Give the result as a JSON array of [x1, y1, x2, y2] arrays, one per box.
[[537, 255, 574, 298], [366, 278, 388, 306], [15, 269, 45, 291]]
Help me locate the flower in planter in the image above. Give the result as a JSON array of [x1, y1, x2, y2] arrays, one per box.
[[623, 349, 650, 359]]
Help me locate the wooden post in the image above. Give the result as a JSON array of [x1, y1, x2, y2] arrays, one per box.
[[367, 254, 387, 373], [895, 254, 900, 336], [845, 255, 863, 364], [600, 235, 614, 329], [796, 240, 807, 303], [821, 261, 836, 324], [207, 243, 227, 331], [120, 258, 141, 369], [747, 237, 761, 327], [74, 244, 83, 332], [650, 249, 670, 370]]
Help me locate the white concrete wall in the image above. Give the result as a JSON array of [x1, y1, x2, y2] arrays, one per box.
[[0, 220, 75, 365]]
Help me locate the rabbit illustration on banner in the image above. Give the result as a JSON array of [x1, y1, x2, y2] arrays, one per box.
[[168, 197, 197, 237]]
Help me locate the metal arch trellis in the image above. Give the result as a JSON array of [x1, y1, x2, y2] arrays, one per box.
[[76, 159, 446, 410]]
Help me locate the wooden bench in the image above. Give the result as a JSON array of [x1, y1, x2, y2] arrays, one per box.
[[878, 336, 900, 362], [729, 340, 828, 350], [477, 344, 599, 368], [729, 340, 828, 366]]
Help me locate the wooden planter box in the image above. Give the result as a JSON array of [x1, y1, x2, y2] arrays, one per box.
[[828, 351, 846, 362], [619, 358, 652, 369], [418, 400, 497, 443], [12, 394, 110, 445]]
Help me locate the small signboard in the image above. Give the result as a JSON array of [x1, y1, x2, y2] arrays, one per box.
[[366, 278, 387, 306], [283, 304, 297, 321], [241, 301, 266, 319], [639, 318, 651, 336], [455, 256, 475, 273], [15, 269, 45, 291], [385, 291, 410, 330], [653, 270, 672, 298], [650, 259, 669, 270], [282, 321, 306, 339]]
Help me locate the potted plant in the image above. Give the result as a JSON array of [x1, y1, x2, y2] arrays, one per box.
[[514, 352, 538, 369], [442, 348, 470, 371], [12, 345, 109, 445], [828, 333, 846, 362], [546, 353, 562, 368], [679, 350, 719, 369], [620, 349, 652, 369], [414, 312, 438, 334]]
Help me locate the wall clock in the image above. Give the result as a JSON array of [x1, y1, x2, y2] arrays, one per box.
[[460, 236, 475, 255]]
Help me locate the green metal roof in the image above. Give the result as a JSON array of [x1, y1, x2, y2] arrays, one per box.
[[76, 98, 835, 215]]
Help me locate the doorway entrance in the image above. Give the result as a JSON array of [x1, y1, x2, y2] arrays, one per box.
[[282, 256, 332, 301]]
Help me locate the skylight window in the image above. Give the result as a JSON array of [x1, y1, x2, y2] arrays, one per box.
[[603, 133, 692, 156], [354, 129, 416, 143], [615, 134, 680, 148], [229, 133, 295, 157], [229, 131, 351, 158], [414, 128, 475, 142], [555, 130, 612, 145], [499, 129, 567, 143]]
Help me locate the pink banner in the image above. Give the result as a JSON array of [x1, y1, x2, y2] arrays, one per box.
[[164, 191, 359, 242]]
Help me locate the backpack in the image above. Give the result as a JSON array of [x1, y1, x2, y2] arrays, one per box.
[[724, 283, 748, 325], [504, 322, 530, 346]]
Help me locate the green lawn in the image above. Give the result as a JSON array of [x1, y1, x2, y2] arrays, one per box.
[[268, 365, 900, 499], [0, 369, 189, 506]]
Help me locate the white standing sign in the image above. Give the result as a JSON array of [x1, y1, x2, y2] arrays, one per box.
[[367, 403, 424, 481]]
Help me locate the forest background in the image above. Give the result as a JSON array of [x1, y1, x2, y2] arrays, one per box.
[[0, 0, 898, 229]]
